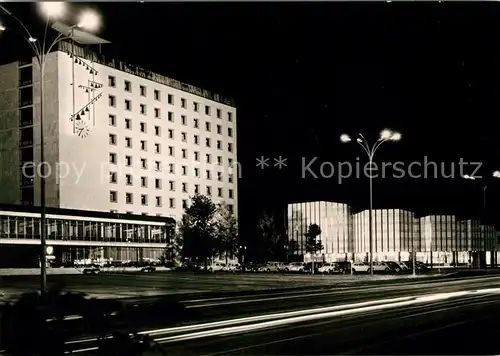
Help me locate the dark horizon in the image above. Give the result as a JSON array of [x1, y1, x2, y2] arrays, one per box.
[[2, 2, 500, 243]]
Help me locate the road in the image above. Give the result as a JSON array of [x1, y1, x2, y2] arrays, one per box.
[[54, 274, 500, 355]]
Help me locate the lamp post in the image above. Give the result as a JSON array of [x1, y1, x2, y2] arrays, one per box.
[[239, 245, 247, 271], [0, 2, 103, 294], [340, 129, 401, 276], [463, 171, 500, 270]]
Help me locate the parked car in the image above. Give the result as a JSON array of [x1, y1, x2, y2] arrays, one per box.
[[82, 265, 101, 275], [372, 262, 391, 273], [385, 261, 403, 273], [336, 262, 352, 274], [223, 263, 241, 272], [140, 265, 156, 273], [258, 262, 284, 273], [206, 263, 225, 273], [351, 262, 370, 273], [318, 263, 336, 274], [287, 262, 307, 273]]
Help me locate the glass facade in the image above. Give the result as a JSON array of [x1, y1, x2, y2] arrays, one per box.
[[0, 206, 175, 267], [287, 201, 353, 262], [287, 202, 500, 265]]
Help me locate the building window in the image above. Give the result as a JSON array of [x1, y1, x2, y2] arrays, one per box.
[[109, 152, 117, 164], [229, 174, 234, 183], [182, 199, 188, 209], [168, 146, 174, 156], [125, 118, 132, 129], [206, 153, 211, 164], [109, 114, 116, 126], [218, 188, 223, 197], [126, 193, 133, 204], [228, 204, 234, 214], [206, 138, 211, 148], [155, 161, 161, 171], [154, 108, 161, 118], [181, 115, 187, 126], [181, 98, 186, 108], [155, 125, 161, 136], [181, 165, 187, 176], [19, 87, 33, 106], [141, 158, 147, 169], [154, 143, 161, 154], [228, 142, 233, 152], [108, 76, 116, 87], [193, 102, 199, 112], [169, 198, 175, 209], [141, 176, 148, 188], [125, 99, 131, 111], [217, 156, 222, 165], [156, 196, 162, 207], [168, 129, 174, 139], [140, 104, 147, 115], [228, 158, 233, 166], [140, 85, 147, 96], [125, 137, 132, 148], [126, 174, 133, 185], [182, 149, 187, 159], [109, 133, 117, 145], [182, 182, 188, 193], [206, 186, 212, 196], [194, 118, 199, 129], [228, 127, 233, 137], [181, 132, 187, 142], [229, 189, 234, 199], [217, 124, 222, 134], [140, 122, 147, 133], [168, 94, 174, 105], [124, 80, 131, 92], [154, 89, 160, 101], [228, 112, 233, 122], [110, 191, 118, 203], [168, 112, 174, 122], [169, 180, 175, 191], [169, 163, 175, 174], [125, 155, 132, 166], [217, 140, 222, 150], [194, 184, 200, 194], [140, 140, 147, 151], [206, 170, 211, 180], [141, 194, 148, 206], [217, 171, 223, 182], [155, 178, 162, 189], [109, 172, 117, 184], [194, 151, 200, 161], [217, 108, 221, 119], [205, 122, 211, 132], [109, 95, 116, 107], [205, 105, 211, 116], [194, 167, 200, 177]]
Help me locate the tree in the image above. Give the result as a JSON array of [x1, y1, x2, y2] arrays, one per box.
[[177, 194, 218, 265], [255, 211, 282, 262], [214, 202, 239, 265], [286, 239, 299, 259], [305, 224, 323, 274]]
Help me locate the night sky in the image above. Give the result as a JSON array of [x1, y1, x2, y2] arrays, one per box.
[[2, 2, 500, 244]]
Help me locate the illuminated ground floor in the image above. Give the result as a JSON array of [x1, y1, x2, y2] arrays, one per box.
[[304, 251, 500, 267]]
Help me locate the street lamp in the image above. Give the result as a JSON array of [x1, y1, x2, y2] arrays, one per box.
[[340, 129, 401, 276], [462, 171, 500, 270], [239, 245, 247, 271], [0, 2, 104, 294]]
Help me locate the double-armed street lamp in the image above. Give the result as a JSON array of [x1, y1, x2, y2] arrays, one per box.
[[0, 2, 105, 294], [340, 129, 402, 276], [463, 171, 500, 269]]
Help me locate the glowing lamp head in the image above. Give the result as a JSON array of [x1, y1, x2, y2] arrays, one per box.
[[463, 175, 475, 180], [391, 132, 402, 141], [78, 10, 101, 31], [340, 134, 351, 143], [38, 2, 66, 19], [0, 24, 5, 32], [380, 129, 393, 140], [493, 171, 500, 178]]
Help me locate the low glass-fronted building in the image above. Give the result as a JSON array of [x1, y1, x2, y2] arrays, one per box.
[[287, 201, 353, 262], [0, 204, 175, 268]]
